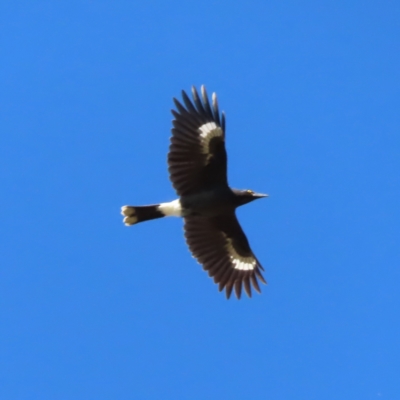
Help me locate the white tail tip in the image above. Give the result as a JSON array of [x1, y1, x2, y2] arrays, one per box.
[[121, 206, 138, 226]]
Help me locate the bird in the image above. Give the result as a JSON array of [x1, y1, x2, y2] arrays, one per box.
[[121, 86, 268, 299]]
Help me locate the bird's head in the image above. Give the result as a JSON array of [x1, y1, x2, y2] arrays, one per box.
[[233, 189, 269, 206]]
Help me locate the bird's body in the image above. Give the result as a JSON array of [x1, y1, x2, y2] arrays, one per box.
[[122, 86, 267, 299], [182, 187, 235, 217]]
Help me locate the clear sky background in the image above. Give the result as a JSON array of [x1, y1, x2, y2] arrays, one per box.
[[1, 1, 399, 399]]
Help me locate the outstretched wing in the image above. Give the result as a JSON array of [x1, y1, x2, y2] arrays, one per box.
[[184, 213, 266, 299], [168, 86, 228, 196]]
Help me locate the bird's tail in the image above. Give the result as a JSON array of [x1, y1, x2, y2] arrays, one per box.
[[121, 205, 164, 226]]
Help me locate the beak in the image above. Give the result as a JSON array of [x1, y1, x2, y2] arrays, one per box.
[[253, 192, 269, 199]]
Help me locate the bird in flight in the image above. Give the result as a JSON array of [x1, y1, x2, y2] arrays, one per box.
[[121, 86, 268, 299]]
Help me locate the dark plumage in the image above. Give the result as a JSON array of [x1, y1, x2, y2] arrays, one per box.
[[122, 86, 268, 299]]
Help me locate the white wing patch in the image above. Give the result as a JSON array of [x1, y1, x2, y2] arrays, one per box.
[[198, 122, 223, 162], [226, 239, 256, 271], [158, 199, 182, 217]]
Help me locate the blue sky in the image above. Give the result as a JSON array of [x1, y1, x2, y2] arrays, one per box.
[[1, 1, 399, 399]]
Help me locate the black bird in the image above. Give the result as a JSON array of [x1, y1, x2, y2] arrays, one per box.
[[121, 86, 268, 299]]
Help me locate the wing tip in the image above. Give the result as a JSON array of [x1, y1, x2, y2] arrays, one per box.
[[217, 269, 267, 300]]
